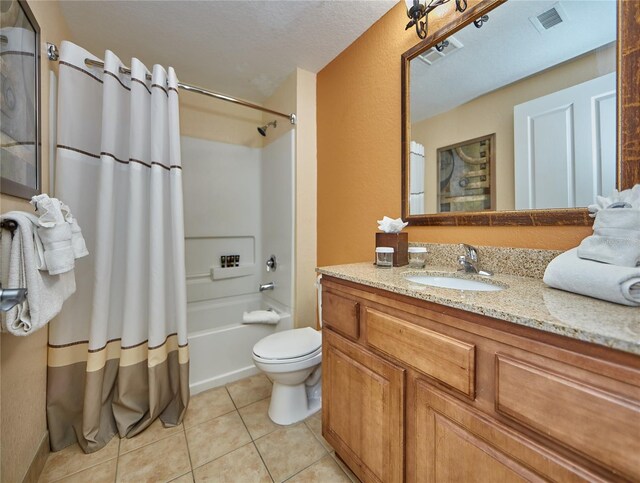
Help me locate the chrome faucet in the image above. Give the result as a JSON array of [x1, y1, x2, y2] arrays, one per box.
[[458, 244, 493, 276], [259, 282, 275, 292]]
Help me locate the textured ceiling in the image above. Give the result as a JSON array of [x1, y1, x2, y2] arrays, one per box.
[[410, 0, 617, 122], [58, 0, 396, 103]]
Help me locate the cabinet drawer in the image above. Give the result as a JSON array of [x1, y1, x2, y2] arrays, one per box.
[[322, 290, 360, 340], [496, 355, 640, 481], [365, 308, 475, 397]]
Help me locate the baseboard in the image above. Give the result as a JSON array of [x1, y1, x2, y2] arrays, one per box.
[[21, 431, 49, 483]]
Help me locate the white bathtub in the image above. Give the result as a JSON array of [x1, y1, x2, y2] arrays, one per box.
[[187, 293, 292, 395]]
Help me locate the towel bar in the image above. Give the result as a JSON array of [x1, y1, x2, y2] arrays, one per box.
[[0, 221, 27, 311], [0, 220, 18, 237]]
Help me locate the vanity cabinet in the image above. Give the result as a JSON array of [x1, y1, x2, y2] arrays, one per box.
[[321, 276, 640, 483], [323, 329, 405, 483]]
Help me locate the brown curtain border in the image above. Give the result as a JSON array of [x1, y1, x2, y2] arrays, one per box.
[[57, 145, 182, 171], [49, 332, 189, 352], [60, 60, 103, 84]]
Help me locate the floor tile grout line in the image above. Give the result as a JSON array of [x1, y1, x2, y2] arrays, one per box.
[[253, 422, 329, 483], [280, 448, 330, 483], [114, 438, 120, 483], [167, 470, 193, 482], [182, 406, 237, 431], [251, 440, 276, 483], [330, 452, 361, 483], [224, 385, 240, 411], [45, 454, 119, 483], [116, 431, 190, 482], [188, 421, 255, 473], [118, 424, 185, 456], [190, 440, 259, 473], [304, 417, 333, 452], [235, 399, 257, 442], [232, 398, 276, 481], [44, 436, 121, 483], [237, 397, 280, 441], [182, 422, 197, 477]]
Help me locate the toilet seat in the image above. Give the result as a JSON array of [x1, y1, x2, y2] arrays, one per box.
[[253, 346, 321, 365], [252, 327, 321, 363]]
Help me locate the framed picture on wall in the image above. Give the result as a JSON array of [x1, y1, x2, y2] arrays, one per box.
[[437, 134, 495, 213], [0, 0, 41, 200]]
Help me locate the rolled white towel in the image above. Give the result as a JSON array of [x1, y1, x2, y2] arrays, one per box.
[[543, 248, 640, 306], [242, 310, 280, 325]]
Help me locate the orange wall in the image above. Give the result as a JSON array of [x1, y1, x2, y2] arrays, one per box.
[[0, 3, 72, 481], [316, 1, 591, 266]]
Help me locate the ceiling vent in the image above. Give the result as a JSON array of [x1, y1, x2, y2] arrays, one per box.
[[417, 36, 463, 66], [530, 3, 568, 33]]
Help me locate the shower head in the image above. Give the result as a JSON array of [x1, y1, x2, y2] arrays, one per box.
[[257, 120, 277, 137]]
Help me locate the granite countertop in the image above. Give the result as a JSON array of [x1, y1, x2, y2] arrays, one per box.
[[317, 262, 640, 356]]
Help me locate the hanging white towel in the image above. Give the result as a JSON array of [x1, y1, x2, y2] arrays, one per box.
[[37, 223, 74, 275], [242, 310, 280, 325], [60, 201, 89, 259], [543, 248, 640, 307], [0, 212, 76, 335], [29, 194, 88, 274]]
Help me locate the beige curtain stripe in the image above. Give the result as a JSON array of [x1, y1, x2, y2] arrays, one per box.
[[48, 334, 189, 370], [48, 341, 90, 367]]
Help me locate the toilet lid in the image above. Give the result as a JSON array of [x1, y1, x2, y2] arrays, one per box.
[[253, 327, 322, 360]]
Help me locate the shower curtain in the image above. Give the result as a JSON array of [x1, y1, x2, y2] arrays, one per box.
[[47, 41, 189, 453]]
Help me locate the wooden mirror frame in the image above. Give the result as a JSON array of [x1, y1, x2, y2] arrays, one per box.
[[401, 0, 639, 226]]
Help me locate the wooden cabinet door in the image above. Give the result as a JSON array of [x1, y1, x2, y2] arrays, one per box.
[[323, 328, 405, 483], [413, 381, 604, 483]]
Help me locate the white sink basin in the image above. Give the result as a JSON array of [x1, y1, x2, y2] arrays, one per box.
[[405, 275, 504, 292]]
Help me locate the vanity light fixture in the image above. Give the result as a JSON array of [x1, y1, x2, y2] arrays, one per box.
[[435, 40, 450, 52], [405, 0, 489, 39], [473, 14, 489, 28], [405, 0, 468, 39]]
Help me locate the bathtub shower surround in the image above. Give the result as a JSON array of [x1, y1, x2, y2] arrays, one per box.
[[48, 41, 189, 453], [182, 131, 295, 393]]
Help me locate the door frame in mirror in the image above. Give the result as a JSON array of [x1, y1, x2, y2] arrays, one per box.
[[401, 0, 639, 227]]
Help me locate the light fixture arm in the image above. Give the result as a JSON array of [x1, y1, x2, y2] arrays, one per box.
[[405, 0, 469, 39]]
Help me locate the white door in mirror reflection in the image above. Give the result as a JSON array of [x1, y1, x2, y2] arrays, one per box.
[[514, 72, 616, 210], [409, 141, 425, 215]]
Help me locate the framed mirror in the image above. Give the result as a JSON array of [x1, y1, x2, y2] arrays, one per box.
[[402, 0, 639, 226], [0, 0, 41, 200]]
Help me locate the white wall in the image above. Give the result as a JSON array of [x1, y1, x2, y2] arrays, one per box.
[[182, 136, 262, 306], [181, 130, 295, 320], [261, 130, 295, 309], [263, 68, 317, 328]]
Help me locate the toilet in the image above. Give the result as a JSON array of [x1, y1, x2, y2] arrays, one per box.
[[252, 276, 324, 425], [252, 327, 322, 425]]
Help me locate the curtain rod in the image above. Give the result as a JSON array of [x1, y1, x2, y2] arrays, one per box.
[[46, 43, 296, 125]]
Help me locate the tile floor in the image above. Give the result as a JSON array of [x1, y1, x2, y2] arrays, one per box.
[[38, 374, 358, 483]]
